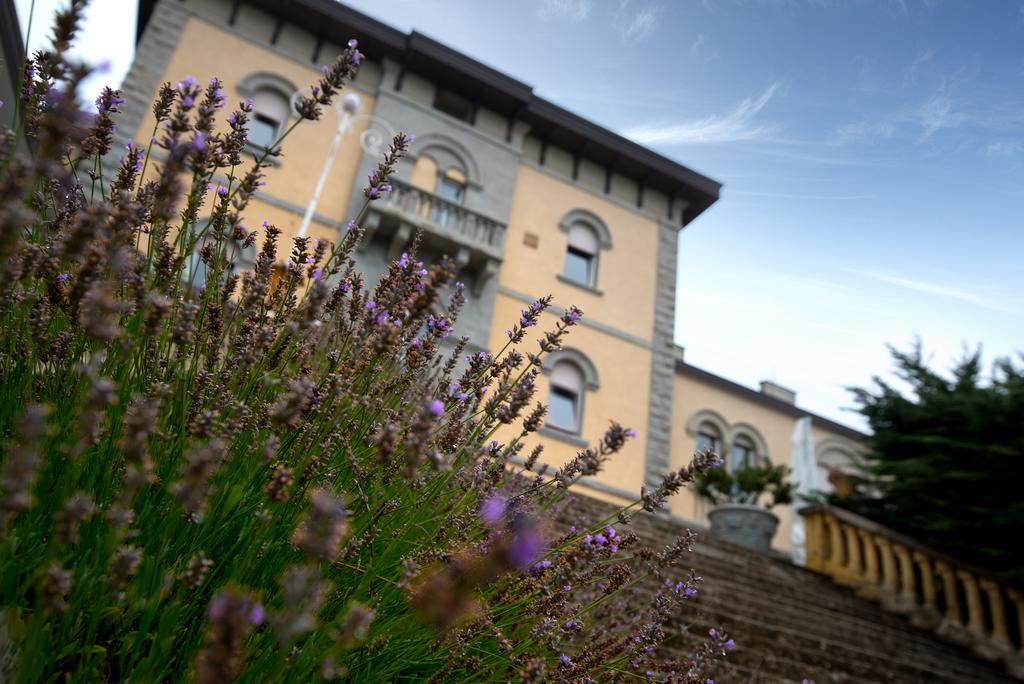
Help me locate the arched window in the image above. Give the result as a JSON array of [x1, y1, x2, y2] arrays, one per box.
[[729, 434, 757, 473], [238, 73, 297, 152], [548, 360, 585, 433], [564, 222, 599, 287], [432, 168, 467, 228], [436, 167, 466, 204], [542, 349, 599, 437], [695, 421, 722, 456], [815, 442, 858, 494], [249, 86, 291, 149], [558, 209, 612, 291]]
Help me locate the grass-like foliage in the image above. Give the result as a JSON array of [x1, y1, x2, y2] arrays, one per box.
[[0, 4, 731, 681]]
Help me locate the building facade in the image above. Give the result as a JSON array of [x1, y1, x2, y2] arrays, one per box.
[[122, 0, 863, 554]]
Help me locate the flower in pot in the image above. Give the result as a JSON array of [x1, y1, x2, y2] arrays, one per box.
[[694, 455, 794, 553]]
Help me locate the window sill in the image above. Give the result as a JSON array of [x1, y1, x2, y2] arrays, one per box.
[[244, 143, 282, 166], [557, 274, 603, 296], [539, 425, 589, 448]]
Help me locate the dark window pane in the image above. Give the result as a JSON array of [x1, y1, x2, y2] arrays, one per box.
[[250, 114, 279, 149], [696, 432, 720, 456], [433, 89, 473, 122], [564, 248, 593, 285], [730, 445, 753, 472], [437, 177, 464, 203], [548, 387, 579, 432]]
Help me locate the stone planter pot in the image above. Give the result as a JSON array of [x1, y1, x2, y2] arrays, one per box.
[[707, 503, 779, 553]]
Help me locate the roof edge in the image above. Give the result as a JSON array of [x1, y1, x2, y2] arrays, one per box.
[[135, 0, 721, 226], [675, 360, 867, 440]]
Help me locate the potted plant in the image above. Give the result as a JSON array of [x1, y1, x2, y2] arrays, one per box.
[[694, 457, 794, 553]]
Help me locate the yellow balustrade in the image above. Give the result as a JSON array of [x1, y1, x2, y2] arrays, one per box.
[[856, 528, 881, 599], [910, 551, 940, 629], [979, 579, 1013, 655], [798, 504, 1023, 680], [892, 544, 917, 612], [1008, 590, 1024, 679], [803, 511, 826, 573], [875, 536, 900, 603], [838, 524, 864, 587]]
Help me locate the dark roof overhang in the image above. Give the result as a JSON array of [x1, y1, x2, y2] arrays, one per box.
[[136, 0, 721, 226]]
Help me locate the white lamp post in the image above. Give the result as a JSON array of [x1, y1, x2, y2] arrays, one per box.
[[296, 92, 362, 239]]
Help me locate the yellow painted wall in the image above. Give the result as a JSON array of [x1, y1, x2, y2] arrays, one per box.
[[409, 155, 438, 192], [487, 293, 651, 505], [671, 370, 861, 551], [500, 164, 659, 343], [131, 16, 375, 246]]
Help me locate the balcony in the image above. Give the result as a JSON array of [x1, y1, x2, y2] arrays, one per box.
[[362, 178, 505, 294]]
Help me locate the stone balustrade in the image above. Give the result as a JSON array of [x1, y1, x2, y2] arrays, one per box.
[[800, 504, 1024, 679], [374, 178, 506, 255]]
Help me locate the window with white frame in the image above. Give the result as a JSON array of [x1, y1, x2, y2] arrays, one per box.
[[248, 86, 291, 150], [695, 422, 722, 456], [547, 360, 585, 433], [729, 434, 757, 473], [563, 222, 599, 287], [436, 175, 465, 203]]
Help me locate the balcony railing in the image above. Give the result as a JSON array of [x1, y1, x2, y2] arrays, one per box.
[[800, 504, 1024, 679], [373, 178, 506, 256]]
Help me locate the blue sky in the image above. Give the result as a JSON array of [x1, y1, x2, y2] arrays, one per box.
[[16, 0, 1024, 430]]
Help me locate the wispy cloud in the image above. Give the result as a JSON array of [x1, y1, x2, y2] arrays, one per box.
[[843, 268, 1014, 313], [986, 140, 1023, 157], [622, 82, 782, 145], [915, 82, 966, 141], [903, 48, 935, 88], [620, 4, 659, 42], [690, 33, 706, 57], [833, 119, 896, 145], [731, 190, 872, 201], [537, 0, 593, 22]]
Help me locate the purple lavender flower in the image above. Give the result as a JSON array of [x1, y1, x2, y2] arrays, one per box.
[[559, 655, 572, 666], [398, 252, 409, 268], [508, 528, 544, 569], [250, 603, 265, 625], [365, 301, 376, 312], [429, 399, 445, 417], [312, 268, 323, 283], [56, 273, 70, 283], [480, 495, 507, 526], [724, 639, 735, 650]]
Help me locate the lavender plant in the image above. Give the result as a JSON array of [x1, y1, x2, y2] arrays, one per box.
[[0, 5, 731, 682]]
